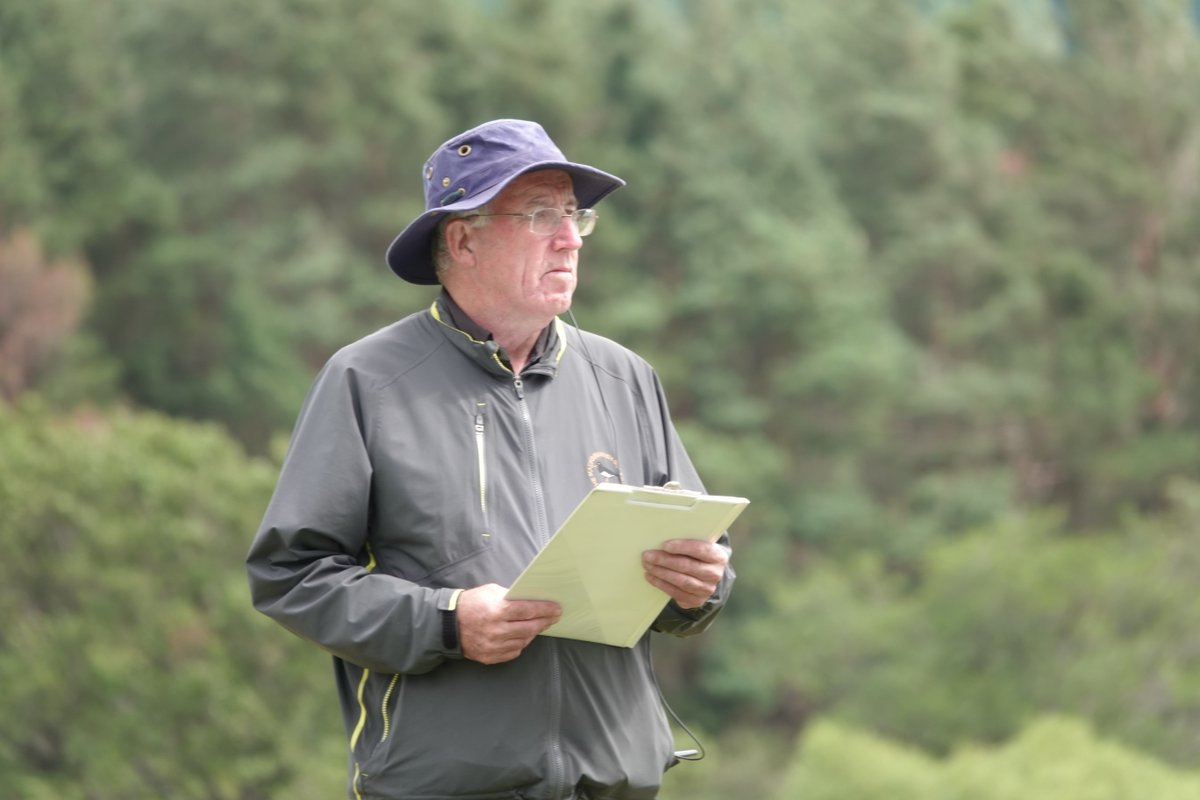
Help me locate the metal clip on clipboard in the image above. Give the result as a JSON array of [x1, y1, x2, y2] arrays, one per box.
[[628, 482, 704, 508]]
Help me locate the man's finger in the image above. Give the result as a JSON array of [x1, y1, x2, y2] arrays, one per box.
[[643, 572, 712, 610], [643, 549, 725, 582], [501, 598, 562, 622], [659, 538, 729, 563]]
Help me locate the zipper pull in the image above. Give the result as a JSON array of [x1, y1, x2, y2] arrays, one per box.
[[513, 377, 525, 400]]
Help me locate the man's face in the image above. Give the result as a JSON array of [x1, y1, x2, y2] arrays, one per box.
[[467, 169, 583, 323]]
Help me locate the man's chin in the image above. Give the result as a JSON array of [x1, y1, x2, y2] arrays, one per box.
[[549, 296, 573, 316], [540, 276, 576, 308]]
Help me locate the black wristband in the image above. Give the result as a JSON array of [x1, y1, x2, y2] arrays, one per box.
[[440, 607, 459, 651]]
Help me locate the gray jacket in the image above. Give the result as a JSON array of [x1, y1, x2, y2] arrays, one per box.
[[246, 298, 734, 800]]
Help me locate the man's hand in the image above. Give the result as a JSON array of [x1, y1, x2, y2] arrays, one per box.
[[642, 539, 730, 610], [455, 584, 561, 665]]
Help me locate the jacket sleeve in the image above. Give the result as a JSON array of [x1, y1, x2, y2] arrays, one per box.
[[642, 371, 737, 638], [245, 358, 459, 675]]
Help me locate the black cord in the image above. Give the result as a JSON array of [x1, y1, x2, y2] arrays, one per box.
[[647, 636, 707, 762], [565, 308, 706, 763], [565, 308, 623, 478]]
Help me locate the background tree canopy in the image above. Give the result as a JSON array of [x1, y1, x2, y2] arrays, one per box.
[[2, 0, 1200, 797]]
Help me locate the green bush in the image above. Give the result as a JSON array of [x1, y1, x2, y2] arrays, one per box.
[[704, 498, 1200, 769], [0, 402, 343, 799], [776, 716, 1200, 800]]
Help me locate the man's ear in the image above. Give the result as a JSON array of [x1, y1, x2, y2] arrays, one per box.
[[444, 219, 476, 266]]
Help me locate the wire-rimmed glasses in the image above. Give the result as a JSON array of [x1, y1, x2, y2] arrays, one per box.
[[465, 207, 598, 237]]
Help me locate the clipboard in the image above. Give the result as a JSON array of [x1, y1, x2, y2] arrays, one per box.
[[505, 482, 749, 647]]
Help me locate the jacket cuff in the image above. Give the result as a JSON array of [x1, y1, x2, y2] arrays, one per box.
[[662, 597, 716, 624], [435, 588, 465, 658]]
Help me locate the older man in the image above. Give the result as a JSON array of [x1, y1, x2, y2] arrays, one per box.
[[246, 119, 734, 800]]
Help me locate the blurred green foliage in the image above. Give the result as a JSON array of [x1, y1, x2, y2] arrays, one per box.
[[2, 0, 1200, 797], [777, 716, 1200, 800], [703, 503, 1200, 761], [0, 402, 342, 798]]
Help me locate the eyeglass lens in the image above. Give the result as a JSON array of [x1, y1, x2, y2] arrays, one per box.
[[530, 208, 596, 237]]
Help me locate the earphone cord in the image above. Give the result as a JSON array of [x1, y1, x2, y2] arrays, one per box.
[[565, 308, 621, 473], [648, 636, 707, 762], [565, 307, 706, 763]]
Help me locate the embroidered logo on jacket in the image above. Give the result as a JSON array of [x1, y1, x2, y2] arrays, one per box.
[[586, 451, 623, 485]]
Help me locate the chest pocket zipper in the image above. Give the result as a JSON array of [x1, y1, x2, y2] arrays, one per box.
[[474, 403, 490, 536]]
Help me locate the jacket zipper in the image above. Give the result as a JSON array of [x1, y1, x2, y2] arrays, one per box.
[[380, 673, 402, 742], [352, 671, 402, 798], [512, 375, 566, 796], [512, 379, 549, 545]]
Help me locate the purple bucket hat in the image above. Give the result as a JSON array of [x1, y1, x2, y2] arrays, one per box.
[[385, 119, 625, 285]]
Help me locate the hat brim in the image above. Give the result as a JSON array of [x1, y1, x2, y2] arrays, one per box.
[[386, 161, 625, 285]]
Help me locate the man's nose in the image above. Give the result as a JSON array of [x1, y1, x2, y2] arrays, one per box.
[[551, 215, 584, 250]]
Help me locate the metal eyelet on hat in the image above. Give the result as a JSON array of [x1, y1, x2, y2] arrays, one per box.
[[425, 166, 434, 180], [458, 144, 472, 156], [442, 177, 451, 187]]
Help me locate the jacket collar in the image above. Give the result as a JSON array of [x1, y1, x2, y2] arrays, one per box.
[[429, 290, 567, 378]]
